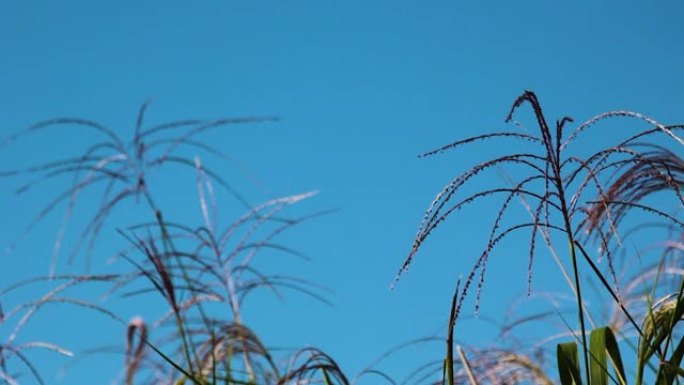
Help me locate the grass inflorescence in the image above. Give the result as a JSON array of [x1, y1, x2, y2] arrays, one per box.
[[2, 92, 683, 384], [397, 91, 683, 385]]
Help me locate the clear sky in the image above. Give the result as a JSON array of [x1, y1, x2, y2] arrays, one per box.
[[1, 2, 683, 384]]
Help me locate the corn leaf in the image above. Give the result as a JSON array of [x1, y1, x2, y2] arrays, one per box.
[[589, 327, 626, 385], [558, 342, 583, 385]]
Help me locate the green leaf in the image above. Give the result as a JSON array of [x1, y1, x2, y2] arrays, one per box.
[[558, 342, 583, 385], [589, 327, 626, 385], [656, 334, 684, 385]]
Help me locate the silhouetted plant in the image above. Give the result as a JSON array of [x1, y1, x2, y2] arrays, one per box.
[[397, 91, 684, 384], [3, 92, 683, 385]]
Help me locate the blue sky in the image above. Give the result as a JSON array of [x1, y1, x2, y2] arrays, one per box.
[[1, 2, 683, 383]]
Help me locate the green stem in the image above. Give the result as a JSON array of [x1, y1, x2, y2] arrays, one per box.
[[553, 159, 590, 384], [567, 237, 591, 384]]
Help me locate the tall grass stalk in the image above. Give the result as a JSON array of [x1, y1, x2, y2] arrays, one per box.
[[0, 105, 356, 384], [397, 90, 684, 384], [2, 93, 682, 384]]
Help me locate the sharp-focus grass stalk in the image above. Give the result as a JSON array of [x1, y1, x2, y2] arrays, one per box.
[[397, 90, 684, 384]]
